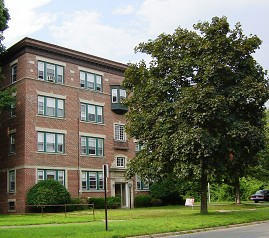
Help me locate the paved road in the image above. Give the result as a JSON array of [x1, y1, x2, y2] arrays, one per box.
[[166, 222, 269, 238]]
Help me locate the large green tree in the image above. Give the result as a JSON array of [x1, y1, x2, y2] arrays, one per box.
[[123, 17, 269, 214], [0, 1, 14, 112]]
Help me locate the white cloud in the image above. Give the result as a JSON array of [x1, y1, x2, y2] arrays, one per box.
[[113, 4, 135, 15], [3, 0, 55, 46], [49, 10, 141, 63]]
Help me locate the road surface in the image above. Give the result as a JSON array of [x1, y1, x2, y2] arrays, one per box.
[[166, 222, 269, 238]]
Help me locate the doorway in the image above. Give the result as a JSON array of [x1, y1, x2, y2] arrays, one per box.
[[115, 183, 127, 207]]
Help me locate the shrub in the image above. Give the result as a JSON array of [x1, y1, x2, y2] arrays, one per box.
[[67, 197, 89, 211], [88, 197, 105, 209], [107, 196, 121, 209], [26, 180, 71, 212], [134, 195, 152, 208], [150, 178, 185, 205], [150, 198, 163, 206], [88, 197, 121, 209]]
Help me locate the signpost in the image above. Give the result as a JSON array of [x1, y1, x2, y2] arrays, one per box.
[[185, 198, 195, 210], [103, 164, 109, 231]]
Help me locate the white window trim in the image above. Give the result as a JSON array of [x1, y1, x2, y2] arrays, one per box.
[[114, 123, 126, 141], [35, 127, 67, 134], [36, 56, 66, 67], [78, 66, 104, 76], [36, 90, 66, 100], [79, 98, 105, 107], [7, 170, 16, 193], [79, 132, 106, 139]]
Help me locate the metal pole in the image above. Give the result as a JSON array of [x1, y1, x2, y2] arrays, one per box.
[[208, 182, 211, 203], [104, 165, 108, 231]]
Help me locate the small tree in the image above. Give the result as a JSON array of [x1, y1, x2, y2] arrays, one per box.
[[26, 180, 71, 209]]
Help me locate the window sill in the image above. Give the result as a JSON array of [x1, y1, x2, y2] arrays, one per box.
[[80, 88, 103, 94], [80, 155, 105, 159], [136, 189, 150, 192], [8, 153, 16, 156], [80, 120, 105, 126], [36, 152, 66, 155], [81, 189, 104, 193], [37, 115, 66, 120]]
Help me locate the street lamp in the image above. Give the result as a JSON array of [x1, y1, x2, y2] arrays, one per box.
[[128, 183, 132, 209]]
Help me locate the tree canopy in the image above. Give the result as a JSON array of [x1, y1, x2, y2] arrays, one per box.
[[123, 16, 269, 213], [0, 0, 14, 112]]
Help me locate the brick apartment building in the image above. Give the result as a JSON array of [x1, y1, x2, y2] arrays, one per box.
[[0, 38, 149, 213]]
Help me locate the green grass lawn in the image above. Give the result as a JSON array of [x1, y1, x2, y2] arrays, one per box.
[[0, 203, 269, 238]]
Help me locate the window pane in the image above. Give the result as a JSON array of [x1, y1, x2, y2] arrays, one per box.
[[38, 170, 44, 181], [46, 98, 56, 116], [38, 132, 44, 151], [57, 99, 64, 117], [87, 73, 94, 89], [82, 172, 87, 190], [10, 134, 16, 153], [12, 64, 17, 83], [120, 89, 126, 102], [46, 64, 55, 80], [58, 171, 64, 185], [98, 139, 103, 156], [97, 106, 103, 123], [81, 104, 86, 121], [46, 170, 56, 180], [88, 105, 96, 122], [10, 103, 16, 117], [89, 172, 97, 189], [57, 134, 64, 152], [38, 96, 44, 115], [98, 173, 104, 189], [112, 89, 118, 103], [9, 171, 15, 192], [96, 75, 102, 91], [57, 66, 63, 83], [88, 138, 96, 155], [80, 72, 86, 88], [46, 133, 55, 152], [115, 124, 125, 141], [117, 157, 125, 167], [81, 137, 86, 154], [38, 62, 44, 79], [137, 176, 141, 190]]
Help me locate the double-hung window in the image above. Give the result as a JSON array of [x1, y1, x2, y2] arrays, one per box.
[[80, 103, 103, 123], [81, 171, 103, 190], [116, 157, 125, 168], [9, 133, 16, 154], [37, 132, 64, 153], [80, 71, 102, 92], [38, 61, 64, 83], [11, 64, 17, 83], [37, 169, 65, 186], [114, 124, 126, 141], [10, 103, 16, 118], [111, 88, 126, 103], [136, 175, 149, 190], [80, 136, 104, 156], [38, 96, 64, 118], [8, 170, 15, 192]]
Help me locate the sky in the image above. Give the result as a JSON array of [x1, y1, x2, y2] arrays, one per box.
[[3, 0, 269, 71]]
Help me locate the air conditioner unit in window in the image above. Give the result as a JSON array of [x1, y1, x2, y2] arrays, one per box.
[[47, 75, 54, 82]]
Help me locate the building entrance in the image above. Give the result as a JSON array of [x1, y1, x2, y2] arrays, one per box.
[[115, 183, 127, 207]]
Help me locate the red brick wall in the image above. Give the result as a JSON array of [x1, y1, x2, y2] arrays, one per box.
[[0, 44, 137, 213]]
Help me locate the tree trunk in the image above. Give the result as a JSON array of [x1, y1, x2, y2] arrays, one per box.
[[200, 159, 208, 214], [234, 177, 241, 205]]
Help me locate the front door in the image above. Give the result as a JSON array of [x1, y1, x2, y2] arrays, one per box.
[[115, 183, 126, 207]]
